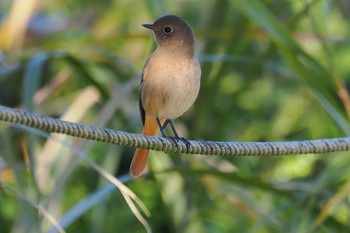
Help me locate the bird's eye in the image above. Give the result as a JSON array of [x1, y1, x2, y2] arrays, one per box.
[[163, 26, 173, 34]]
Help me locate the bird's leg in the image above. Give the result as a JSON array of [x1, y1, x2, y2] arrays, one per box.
[[157, 118, 191, 152], [162, 119, 170, 129], [167, 119, 191, 153], [156, 117, 178, 146], [167, 119, 180, 138], [156, 117, 167, 137]]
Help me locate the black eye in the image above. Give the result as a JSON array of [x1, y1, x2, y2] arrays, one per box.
[[163, 26, 173, 34]]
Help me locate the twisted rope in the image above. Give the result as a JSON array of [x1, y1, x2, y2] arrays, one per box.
[[0, 105, 349, 156]]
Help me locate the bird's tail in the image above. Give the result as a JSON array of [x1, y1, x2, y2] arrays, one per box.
[[130, 116, 165, 177]]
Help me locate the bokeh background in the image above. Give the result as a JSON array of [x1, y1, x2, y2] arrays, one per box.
[[1, 0, 350, 232]]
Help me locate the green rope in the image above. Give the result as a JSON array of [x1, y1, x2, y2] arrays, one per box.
[[0, 105, 349, 156]]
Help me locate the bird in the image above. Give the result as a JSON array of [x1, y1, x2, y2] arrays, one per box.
[[130, 15, 201, 177]]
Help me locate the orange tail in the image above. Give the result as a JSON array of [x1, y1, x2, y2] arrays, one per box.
[[130, 115, 165, 177]]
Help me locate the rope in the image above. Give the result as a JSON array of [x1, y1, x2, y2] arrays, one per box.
[[0, 105, 349, 156]]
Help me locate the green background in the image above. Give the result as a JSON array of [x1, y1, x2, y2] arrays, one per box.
[[1, 0, 350, 232]]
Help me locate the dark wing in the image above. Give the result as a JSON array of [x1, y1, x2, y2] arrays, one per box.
[[139, 75, 145, 126], [139, 57, 152, 126]]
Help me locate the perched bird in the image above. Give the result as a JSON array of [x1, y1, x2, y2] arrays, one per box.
[[130, 15, 201, 177]]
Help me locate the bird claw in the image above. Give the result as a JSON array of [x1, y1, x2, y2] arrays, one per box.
[[164, 136, 179, 147], [164, 136, 190, 153], [179, 137, 191, 153]]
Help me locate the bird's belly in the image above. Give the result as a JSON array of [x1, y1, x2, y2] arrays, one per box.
[[142, 66, 200, 120], [157, 81, 198, 119]]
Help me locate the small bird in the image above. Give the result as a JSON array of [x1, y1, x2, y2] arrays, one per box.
[[130, 15, 201, 177]]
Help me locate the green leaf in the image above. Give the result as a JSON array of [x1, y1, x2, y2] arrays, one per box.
[[22, 52, 49, 111]]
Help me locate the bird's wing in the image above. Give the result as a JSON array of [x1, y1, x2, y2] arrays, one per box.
[[139, 56, 153, 126]]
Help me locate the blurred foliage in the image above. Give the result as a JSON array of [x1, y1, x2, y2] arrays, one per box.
[[1, 0, 350, 232]]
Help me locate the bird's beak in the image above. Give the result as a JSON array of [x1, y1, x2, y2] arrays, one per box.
[[142, 24, 154, 30]]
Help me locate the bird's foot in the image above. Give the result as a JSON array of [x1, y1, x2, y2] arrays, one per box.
[[164, 136, 179, 147], [178, 137, 191, 153], [163, 136, 190, 153]]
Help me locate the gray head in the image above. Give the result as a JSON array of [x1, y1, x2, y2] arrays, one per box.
[[143, 15, 196, 57]]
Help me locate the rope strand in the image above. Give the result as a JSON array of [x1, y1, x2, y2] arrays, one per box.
[[0, 105, 349, 156]]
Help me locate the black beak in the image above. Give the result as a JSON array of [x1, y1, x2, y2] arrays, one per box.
[[142, 24, 154, 30]]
